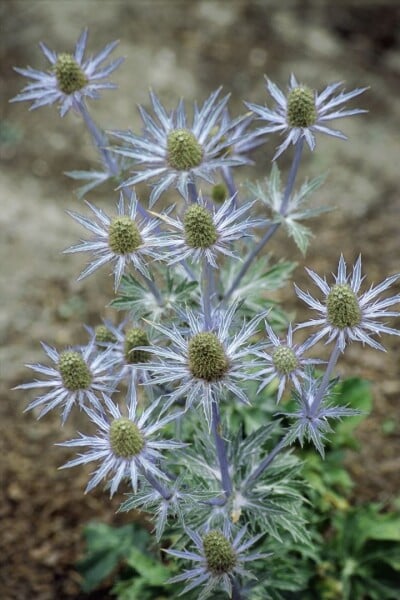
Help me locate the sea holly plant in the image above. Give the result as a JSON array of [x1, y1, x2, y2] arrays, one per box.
[[12, 30, 400, 599]]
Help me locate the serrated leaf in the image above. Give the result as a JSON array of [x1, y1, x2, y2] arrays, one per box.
[[283, 217, 313, 255]]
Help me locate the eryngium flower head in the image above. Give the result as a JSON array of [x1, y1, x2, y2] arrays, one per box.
[[282, 375, 361, 457], [156, 193, 261, 267], [246, 74, 367, 159], [16, 340, 115, 423], [97, 319, 154, 386], [64, 191, 170, 290], [59, 386, 183, 496], [295, 255, 400, 352], [109, 89, 249, 205], [255, 322, 322, 401], [11, 29, 124, 116], [166, 524, 267, 599], [141, 303, 263, 427]]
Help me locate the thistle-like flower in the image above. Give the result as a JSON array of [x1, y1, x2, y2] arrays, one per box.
[[96, 319, 154, 387], [246, 74, 367, 159], [282, 375, 360, 457], [295, 255, 400, 352], [141, 303, 264, 427], [254, 322, 322, 402], [155, 193, 261, 267], [64, 191, 169, 290], [166, 523, 267, 599], [11, 29, 124, 116], [59, 386, 184, 496], [110, 89, 249, 205], [16, 340, 115, 424]]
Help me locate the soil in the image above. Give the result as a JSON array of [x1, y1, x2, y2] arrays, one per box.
[[1, 1, 399, 599]]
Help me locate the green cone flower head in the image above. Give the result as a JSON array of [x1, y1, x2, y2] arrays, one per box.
[[95, 325, 117, 344], [108, 216, 142, 255], [59, 350, 92, 391], [160, 193, 260, 268], [202, 530, 237, 575], [109, 417, 145, 457], [326, 283, 362, 329], [124, 328, 150, 364], [54, 53, 88, 94], [167, 128, 204, 171], [287, 85, 316, 128], [188, 332, 229, 381], [272, 345, 299, 375], [184, 205, 218, 249]]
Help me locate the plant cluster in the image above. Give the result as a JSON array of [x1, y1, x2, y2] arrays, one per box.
[[12, 30, 400, 599]]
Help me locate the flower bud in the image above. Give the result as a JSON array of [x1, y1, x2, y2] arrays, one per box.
[[124, 328, 150, 363]]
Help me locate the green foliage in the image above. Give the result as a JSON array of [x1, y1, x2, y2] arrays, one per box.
[[309, 505, 400, 600], [220, 255, 295, 324], [248, 164, 330, 255], [76, 379, 398, 600], [77, 522, 151, 592], [111, 269, 198, 319]]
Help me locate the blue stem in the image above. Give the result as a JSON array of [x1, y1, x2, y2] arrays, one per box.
[[201, 259, 213, 330], [242, 433, 289, 493], [211, 401, 233, 498], [142, 469, 172, 501], [223, 138, 304, 302], [310, 339, 341, 417], [232, 577, 242, 600]]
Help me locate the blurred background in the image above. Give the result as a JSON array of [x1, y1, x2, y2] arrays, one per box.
[[1, 1, 399, 598]]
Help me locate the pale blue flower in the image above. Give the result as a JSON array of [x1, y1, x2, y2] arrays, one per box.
[[11, 29, 124, 116], [254, 322, 323, 402], [59, 386, 184, 496], [141, 303, 264, 427], [166, 522, 268, 599], [64, 191, 170, 290], [154, 192, 262, 268], [295, 255, 400, 352], [16, 340, 115, 424], [247, 74, 367, 159], [110, 89, 250, 205]]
